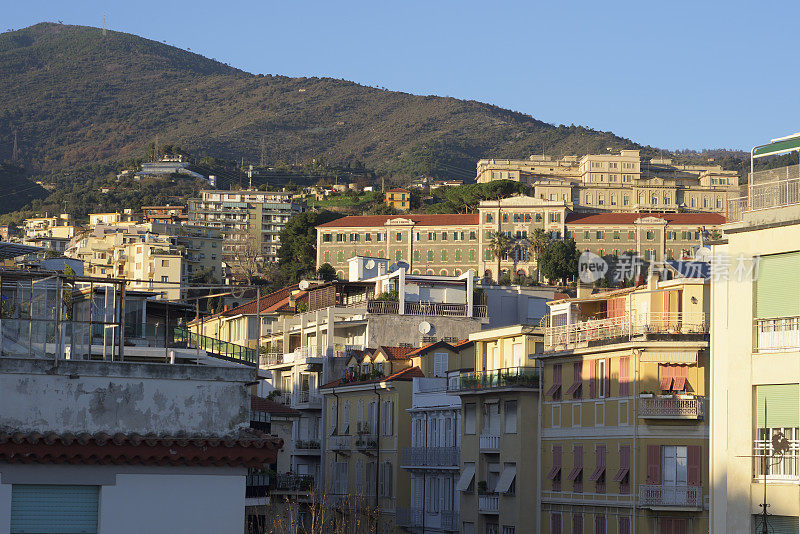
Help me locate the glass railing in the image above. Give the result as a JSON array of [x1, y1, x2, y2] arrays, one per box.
[[448, 366, 540, 392], [173, 327, 258, 366]]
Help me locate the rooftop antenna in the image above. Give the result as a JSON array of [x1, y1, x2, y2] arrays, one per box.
[[102, 14, 107, 37]]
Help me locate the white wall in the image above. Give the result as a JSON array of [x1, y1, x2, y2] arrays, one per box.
[[99, 473, 245, 534]]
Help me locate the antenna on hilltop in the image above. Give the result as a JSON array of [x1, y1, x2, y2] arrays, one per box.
[[11, 129, 20, 163], [102, 14, 107, 36]]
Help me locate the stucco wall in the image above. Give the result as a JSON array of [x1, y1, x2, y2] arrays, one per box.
[[0, 358, 255, 437], [366, 315, 482, 348]]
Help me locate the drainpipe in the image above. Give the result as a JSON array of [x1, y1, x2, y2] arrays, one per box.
[[372, 384, 382, 510], [423, 410, 428, 533], [632, 349, 639, 534]]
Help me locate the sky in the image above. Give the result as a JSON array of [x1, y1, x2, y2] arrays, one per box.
[[5, 0, 800, 151]]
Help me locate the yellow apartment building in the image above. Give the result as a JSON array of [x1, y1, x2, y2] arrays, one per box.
[[385, 188, 411, 211], [711, 134, 800, 533], [541, 276, 710, 533], [448, 325, 543, 534]]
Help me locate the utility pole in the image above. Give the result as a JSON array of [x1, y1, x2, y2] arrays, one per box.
[[11, 129, 19, 163], [259, 137, 266, 167]]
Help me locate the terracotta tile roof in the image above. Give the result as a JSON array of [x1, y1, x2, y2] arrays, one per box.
[[317, 213, 479, 228], [223, 285, 302, 316], [378, 345, 417, 360], [386, 188, 410, 193], [450, 339, 474, 350], [0, 430, 281, 467], [565, 212, 726, 226], [251, 395, 300, 416], [320, 366, 424, 389]]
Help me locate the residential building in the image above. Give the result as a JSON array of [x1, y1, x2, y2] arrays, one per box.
[[142, 205, 188, 224], [0, 270, 280, 534], [398, 340, 475, 533], [711, 134, 800, 533], [448, 325, 543, 534], [88, 210, 138, 227], [21, 213, 82, 252], [541, 276, 710, 533], [476, 150, 739, 216], [316, 201, 725, 280], [187, 189, 303, 265], [150, 222, 225, 278], [386, 188, 411, 211]]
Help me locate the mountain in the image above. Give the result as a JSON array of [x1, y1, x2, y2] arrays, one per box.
[[0, 164, 49, 214], [0, 23, 658, 179]]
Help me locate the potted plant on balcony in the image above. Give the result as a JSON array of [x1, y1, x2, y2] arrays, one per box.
[[477, 480, 488, 494]]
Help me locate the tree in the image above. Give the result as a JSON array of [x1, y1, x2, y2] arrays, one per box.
[[316, 263, 337, 281], [529, 228, 551, 280], [226, 229, 264, 286], [538, 238, 579, 285], [487, 231, 514, 283], [277, 211, 343, 284]]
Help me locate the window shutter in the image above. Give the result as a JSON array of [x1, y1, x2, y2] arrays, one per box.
[[646, 445, 661, 484], [687, 445, 701, 486], [604, 358, 611, 396], [755, 384, 800, 428], [619, 356, 629, 396], [618, 517, 630, 534], [756, 252, 800, 318], [551, 512, 562, 534], [572, 513, 583, 534], [10, 485, 99, 534], [620, 444, 630, 469], [573, 363, 582, 398], [554, 445, 562, 469], [387, 401, 394, 435], [589, 361, 596, 398]]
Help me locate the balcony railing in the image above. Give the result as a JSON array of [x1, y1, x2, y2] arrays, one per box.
[[638, 396, 704, 419], [401, 446, 461, 467], [478, 494, 499, 514], [295, 390, 323, 408], [479, 434, 500, 452], [395, 507, 423, 528], [295, 439, 321, 452], [729, 165, 800, 222], [754, 437, 799, 480], [173, 327, 258, 366], [638, 484, 702, 509], [274, 474, 314, 492], [328, 435, 351, 451], [396, 508, 458, 531], [441, 510, 458, 531], [260, 352, 285, 366], [755, 317, 800, 353], [364, 300, 487, 318], [448, 366, 540, 392], [354, 434, 378, 450], [545, 312, 708, 349]]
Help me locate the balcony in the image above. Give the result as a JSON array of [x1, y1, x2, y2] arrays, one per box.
[[638, 484, 702, 510], [354, 434, 378, 451], [294, 439, 321, 454], [479, 434, 500, 452], [400, 446, 461, 468], [638, 396, 704, 420], [545, 312, 708, 351], [395, 507, 422, 528], [273, 474, 314, 493], [755, 317, 800, 353], [396, 508, 458, 531], [328, 435, 351, 452], [727, 164, 800, 223], [364, 300, 487, 318], [441, 510, 458, 531], [448, 367, 540, 392], [478, 494, 499, 514], [753, 437, 799, 481], [294, 390, 323, 409]]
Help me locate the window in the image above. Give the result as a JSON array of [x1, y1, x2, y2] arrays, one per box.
[[646, 230, 654, 240], [572, 403, 582, 427], [594, 514, 606, 534], [662, 445, 688, 486], [470, 249, 476, 261], [428, 250, 434, 262], [455, 250, 462, 261], [365, 233, 372, 241], [619, 400, 629, 426], [396, 232, 402, 241], [570, 445, 583, 493], [552, 404, 561, 427], [414, 250, 420, 262], [161, 259, 169, 267], [628, 230, 635, 239], [502, 527, 515, 534], [464, 403, 476, 434], [441, 250, 447, 261], [550, 513, 562, 534], [584, 231, 591, 240], [596, 231, 603, 240], [395, 251, 402, 261], [623, 195, 630, 206], [434, 352, 448, 378], [10, 485, 99, 534], [613, 231, 620, 240], [463, 523, 475, 534], [160, 276, 169, 283], [614, 444, 631, 493], [504, 401, 517, 433], [619, 356, 630, 396], [618, 517, 630, 534], [754, 384, 799, 479], [590, 445, 606, 493], [470, 231, 477, 240], [546, 364, 562, 400], [572, 514, 583, 534]]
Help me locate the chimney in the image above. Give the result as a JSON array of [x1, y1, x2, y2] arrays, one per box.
[[577, 282, 593, 299]]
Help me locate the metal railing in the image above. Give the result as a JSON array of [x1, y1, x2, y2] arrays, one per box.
[[638, 484, 702, 508], [295, 439, 321, 451], [396, 508, 458, 530], [295, 390, 323, 408], [478, 494, 499, 513], [545, 312, 708, 349], [755, 317, 800, 352], [729, 165, 800, 222], [727, 196, 747, 223], [328, 435, 351, 451], [274, 474, 314, 492], [448, 366, 540, 392], [260, 352, 285, 366], [441, 510, 458, 531], [354, 434, 378, 450], [479, 434, 500, 451], [754, 437, 799, 480], [638, 396, 704, 419], [246, 473, 270, 488], [400, 446, 461, 467], [395, 507, 423, 528], [364, 300, 486, 318], [173, 327, 257, 366]]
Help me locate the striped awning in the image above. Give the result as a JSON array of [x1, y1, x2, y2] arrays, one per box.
[[639, 350, 697, 364]]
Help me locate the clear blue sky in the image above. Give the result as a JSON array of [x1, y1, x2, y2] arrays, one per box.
[[6, 0, 800, 151]]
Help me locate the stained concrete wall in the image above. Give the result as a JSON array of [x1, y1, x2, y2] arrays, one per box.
[[0, 357, 255, 437], [365, 315, 483, 348]]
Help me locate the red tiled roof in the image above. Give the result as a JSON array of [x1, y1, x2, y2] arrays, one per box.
[[0, 430, 281, 467], [223, 285, 303, 316], [386, 188, 410, 193], [320, 366, 424, 389], [251, 395, 300, 416], [378, 345, 417, 360], [450, 339, 474, 350], [317, 213, 479, 228], [565, 212, 726, 226]]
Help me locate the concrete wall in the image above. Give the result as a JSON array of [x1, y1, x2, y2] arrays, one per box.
[[0, 467, 245, 534], [366, 315, 482, 348], [0, 357, 255, 437]]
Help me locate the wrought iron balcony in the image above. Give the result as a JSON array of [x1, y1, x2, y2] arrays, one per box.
[[274, 474, 314, 492], [638, 396, 704, 420], [400, 446, 461, 468], [638, 484, 702, 509]]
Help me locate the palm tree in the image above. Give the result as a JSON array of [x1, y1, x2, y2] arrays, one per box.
[[488, 231, 514, 283], [530, 228, 551, 281]]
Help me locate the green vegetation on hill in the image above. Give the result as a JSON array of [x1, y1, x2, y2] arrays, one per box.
[[0, 164, 49, 216], [2, 22, 663, 180]]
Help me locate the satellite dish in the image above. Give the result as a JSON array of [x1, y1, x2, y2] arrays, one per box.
[[365, 259, 375, 269], [418, 321, 432, 335], [694, 246, 712, 263], [388, 263, 399, 273], [299, 280, 310, 290]]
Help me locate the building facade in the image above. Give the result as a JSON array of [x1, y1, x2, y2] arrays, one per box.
[[541, 277, 710, 533], [476, 150, 739, 216], [386, 188, 411, 211], [316, 201, 725, 280]]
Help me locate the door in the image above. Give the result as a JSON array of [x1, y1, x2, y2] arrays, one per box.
[[513, 343, 524, 367]]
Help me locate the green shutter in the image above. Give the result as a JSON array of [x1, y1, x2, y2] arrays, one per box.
[[755, 384, 799, 428], [753, 515, 799, 534], [755, 252, 800, 319], [11, 485, 99, 533]]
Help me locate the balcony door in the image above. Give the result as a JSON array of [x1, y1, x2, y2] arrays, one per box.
[[662, 446, 688, 488]]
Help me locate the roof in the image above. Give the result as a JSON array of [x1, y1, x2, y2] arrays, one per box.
[[320, 366, 425, 389], [189, 285, 306, 323], [0, 241, 46, 259], [250, 395, 300, 416], [386, 188, 410, 193], [0, 430, 281, 468], [565, 212, 726, 226], [377, 345, 417, 360], [450, 339, 474, 350], [317, 213, 479, 228]]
